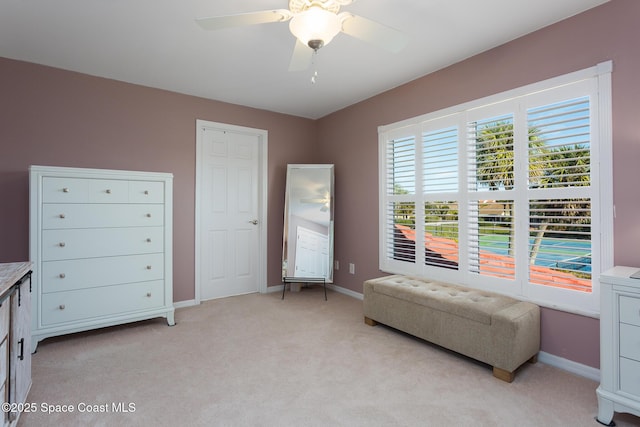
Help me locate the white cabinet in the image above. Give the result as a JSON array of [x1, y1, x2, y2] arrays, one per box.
[[29, 166, 175, 352], [597, 266, 640, 425], [0, 262, 32, 427]]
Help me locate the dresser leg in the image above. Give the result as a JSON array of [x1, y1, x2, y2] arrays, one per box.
[[166, 311, 176, 326], [31, 337, 39, 354], [596, 393, 615, 426]]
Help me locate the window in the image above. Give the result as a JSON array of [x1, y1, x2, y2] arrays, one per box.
[[378, 63, 612, 315]]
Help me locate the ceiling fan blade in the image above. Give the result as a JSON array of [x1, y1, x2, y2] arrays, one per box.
[[288, 39, 313, 71], [340, 13, 409, 53], [196, 9, 292, 31]]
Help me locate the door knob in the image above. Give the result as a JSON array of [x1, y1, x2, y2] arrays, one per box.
[[249, 219, 258, 225]]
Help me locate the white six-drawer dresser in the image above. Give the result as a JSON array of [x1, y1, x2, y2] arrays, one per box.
[[29, 165, 175, 352]]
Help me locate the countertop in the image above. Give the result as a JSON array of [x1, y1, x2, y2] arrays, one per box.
[[0, 262, 32, 297]]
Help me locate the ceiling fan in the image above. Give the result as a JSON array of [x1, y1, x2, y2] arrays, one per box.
[[196, 0, 410, 71]]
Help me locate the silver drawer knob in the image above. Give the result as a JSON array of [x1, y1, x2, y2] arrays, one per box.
[[59, 242, 66, 247], [144, 190, 149, 195], [146, 238, 152, 243], [106, 189, 112, 194], [146, 265, 152, 270], [59, 213, 66, 219], [63, 187, 70, 193], [146, 292, 152, 298], [146, 213, 152, 218], [59, 304, 65, 310], [59, 273, 66, 279]]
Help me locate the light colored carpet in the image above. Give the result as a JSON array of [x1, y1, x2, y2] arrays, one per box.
[[19, 288, 640, 426]]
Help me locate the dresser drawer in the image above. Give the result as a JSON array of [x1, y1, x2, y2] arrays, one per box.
[[40, 280, 165, 326], [42, 227, 164, 261], [620, 356, 640, 397], [43, 177, 132, 203], [42, 177, 90, 203], [620, 295, 640, 327], [42, 203, 164, 229], [42, 253, 164, 293], [129, 181, 165, 204], [87, 179, 129, 203], [620, 323, 640, 362]]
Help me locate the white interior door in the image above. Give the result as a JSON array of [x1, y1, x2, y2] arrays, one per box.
[[196, 121, 267, 301], [294, 226, 329, 278]]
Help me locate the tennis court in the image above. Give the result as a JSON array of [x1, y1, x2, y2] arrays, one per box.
[[479, 234, 591, 272]]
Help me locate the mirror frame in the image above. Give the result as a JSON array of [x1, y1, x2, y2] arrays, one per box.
[[282, 164, 334, 283]]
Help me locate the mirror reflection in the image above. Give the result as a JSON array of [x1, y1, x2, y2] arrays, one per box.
[[282, 164, 334, 282]]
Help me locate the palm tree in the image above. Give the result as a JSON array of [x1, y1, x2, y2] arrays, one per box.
[[475, 121, 545, 256], [476, 122, 591, 265]]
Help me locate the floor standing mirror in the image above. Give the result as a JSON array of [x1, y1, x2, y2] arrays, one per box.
[[282, 164, 334, 299]]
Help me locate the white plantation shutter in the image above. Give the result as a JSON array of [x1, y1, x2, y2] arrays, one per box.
[[379, 63, 611, 314], [528, 199, 591, 291], [423, 126, 459, 269], [424, 201, 458, 269], [467, 199, 516, 280], [468, 115, 515, 191], [387, 135, 415, 196], [387, 201, 416, 263], [423, 127, 458, 193], [383, 135, 417, 268], [526, 96, 592, 290], [528, 97, 591, 189], [466, 114, 516, 281]]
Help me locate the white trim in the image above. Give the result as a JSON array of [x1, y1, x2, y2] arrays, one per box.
[[327, 284, 364, 300], [597, 65, 614, 277], [538, 351, 600, 382], [194, 120, 268, 304], [173, 299, 198, 309], [267, 283, 363, 300], [378, 62, 613, 317], [266, 285, 284, 294]]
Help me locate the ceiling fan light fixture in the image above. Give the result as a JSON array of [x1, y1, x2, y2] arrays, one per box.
[[289, 6, 342, 50]]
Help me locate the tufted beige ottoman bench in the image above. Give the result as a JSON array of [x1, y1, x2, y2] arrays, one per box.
[[363, 275, 540, 382]]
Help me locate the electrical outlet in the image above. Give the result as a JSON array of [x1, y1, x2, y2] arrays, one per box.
[[349, 263, 355, 275], [335, 260, 339, 270]]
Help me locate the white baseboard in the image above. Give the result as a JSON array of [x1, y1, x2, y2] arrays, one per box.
[[268, 283, 365, 300], [326, 285, 601, 382], [266, 285, 284, 294], [327, 283, 363, 300], [537, 351, 600, 382], [174, 299, 198, 309]]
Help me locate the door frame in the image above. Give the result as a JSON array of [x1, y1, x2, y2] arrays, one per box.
[[194, 119, 268, 304]]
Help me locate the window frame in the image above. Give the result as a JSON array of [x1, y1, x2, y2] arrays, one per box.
[[378, 62, 613, 317]]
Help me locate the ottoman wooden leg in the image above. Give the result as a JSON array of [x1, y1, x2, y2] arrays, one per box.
[[493, 367, 515, 383], [364, 316, 378, 326]]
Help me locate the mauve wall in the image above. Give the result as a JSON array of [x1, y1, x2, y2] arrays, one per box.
[[1, 0, 637, 370], [317, 0, 640, 368], [0, 58, 318, 302]]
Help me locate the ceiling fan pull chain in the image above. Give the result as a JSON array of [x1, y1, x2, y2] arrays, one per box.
[[311, 50, 319, 84]]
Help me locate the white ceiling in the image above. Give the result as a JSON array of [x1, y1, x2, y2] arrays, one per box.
[[0, 0, 609, 119]]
